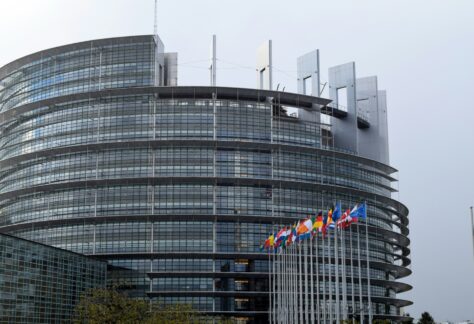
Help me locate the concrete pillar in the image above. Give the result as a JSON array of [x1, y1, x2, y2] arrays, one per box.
[[257, 40, 273, 90]]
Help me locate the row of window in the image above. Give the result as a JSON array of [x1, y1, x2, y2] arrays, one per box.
[[0, 40, 156, 111]]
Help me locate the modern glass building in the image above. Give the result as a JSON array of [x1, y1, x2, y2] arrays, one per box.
[[0, 233, 106, 323], [0, 35, 411, 323]]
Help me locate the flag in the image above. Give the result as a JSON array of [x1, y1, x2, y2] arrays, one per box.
[[281, 227, 292, 248], [274, 228, 287, 248], [326, 208, 335, 230], [296, 218, 313, 237], [263, 233, 275, 250], [350, 202, 367, 221], [286, 223, 297, 246], [337, 209, 352, 229], [322, 209, 334, 236], [295, 218, 312, 242], [312, 211, 324, 235], [332, 201, 342, 222]]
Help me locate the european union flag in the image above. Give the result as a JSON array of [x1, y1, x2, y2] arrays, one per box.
[[349, 202, 367, 219], [332, 201, 342, 222]]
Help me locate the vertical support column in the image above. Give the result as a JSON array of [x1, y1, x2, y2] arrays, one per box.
[[377, 90, 390, 164], [257, 40, 273, 90], [212, 92, 217, 313], [329, 62, 358, 153], [357, 76, 380, 162], [297, 49, 320, 96], [296, 50, 322, 138]]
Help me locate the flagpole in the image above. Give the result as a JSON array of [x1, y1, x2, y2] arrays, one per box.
[[310, 235, 315, 323], [274, 249, 277, 324], [268, 250, 272, 324], [304, 241, 309, 323], [287, 247, 290, 324], [270, 249, 273, 324], [292, 245, 296, 324], [279, 249, 283, 324], [290, 246, 298, 323], [284, 248, 288, 324], [322, 231, 327, 323], [328, 229, 336, 323], [287, 246, 290, 324], [275, 250, 278, 324], [357, 224, 364, 324], [341, 226, 348, 321], [335, 227, 340, 323], [298, 242, 303, 323], [286, 246, 290, 324], [350, 225, 355, 324], [326, 231, 330, 324], [315, 236, 321, 324], [286, 246, 293, 323], [328, 229, 333, 324], [276, 250, 279, 324], [365, 202, 373, 323], [281, 248, 284, 324], [281, 248, 285, 324]]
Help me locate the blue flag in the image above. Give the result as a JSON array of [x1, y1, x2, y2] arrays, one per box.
[[332, 201, 342, 222], [349, 202, 367, 219]]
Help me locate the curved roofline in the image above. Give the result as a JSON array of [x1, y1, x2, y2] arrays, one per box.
[[0, 35, 155, 79]]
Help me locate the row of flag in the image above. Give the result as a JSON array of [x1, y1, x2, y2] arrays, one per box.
[[261, 202, 367, 252]]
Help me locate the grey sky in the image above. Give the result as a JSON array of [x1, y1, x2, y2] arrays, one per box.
[[0, 0, 473, 321]]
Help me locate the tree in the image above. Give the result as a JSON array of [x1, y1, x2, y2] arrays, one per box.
[[417, 312, 435, 324], [73, 288, 203, 324]]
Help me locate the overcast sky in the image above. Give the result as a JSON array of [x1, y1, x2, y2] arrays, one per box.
[[0, 0, 473, 321]]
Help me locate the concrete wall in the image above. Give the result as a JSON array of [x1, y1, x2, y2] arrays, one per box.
[[356, 76, 390, 164], [329, 62, 358, 153], [296, 50, 321, 125], [357, 76, 379, 161], [297, 50, 320, 96]]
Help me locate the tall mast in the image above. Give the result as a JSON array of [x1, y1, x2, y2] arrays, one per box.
[[210, 35, 217, 86], [471, 206, 474, 260], [154, 0, 158, 37]]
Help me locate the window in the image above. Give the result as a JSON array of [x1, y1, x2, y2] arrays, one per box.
[[303, 76, 312, 95], [337, 87, 348, 109]]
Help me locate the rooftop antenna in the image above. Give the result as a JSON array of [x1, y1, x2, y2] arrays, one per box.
[[471, 206, 474, 261], [210, 35, 217, 86], [154, 0, 158, 36]]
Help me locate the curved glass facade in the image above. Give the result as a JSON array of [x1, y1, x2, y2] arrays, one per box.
[[0, 36, 411, 323]]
